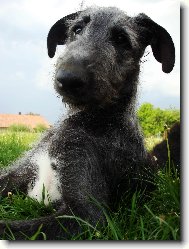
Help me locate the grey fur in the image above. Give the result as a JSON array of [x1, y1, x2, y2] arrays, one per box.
[[0, 6, 175, 239]]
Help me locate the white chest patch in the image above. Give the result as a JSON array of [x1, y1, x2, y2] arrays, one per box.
[[28, 150, 62, 205]]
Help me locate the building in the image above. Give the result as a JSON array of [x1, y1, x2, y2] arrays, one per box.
[[0, 113, 51, 131]]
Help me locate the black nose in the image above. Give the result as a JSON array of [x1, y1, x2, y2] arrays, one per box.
[[56, 69, 84, 93]]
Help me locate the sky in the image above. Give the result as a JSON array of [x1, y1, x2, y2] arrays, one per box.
[[0, 0, 180, 124]]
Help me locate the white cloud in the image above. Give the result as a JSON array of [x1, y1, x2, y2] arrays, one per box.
[[139, 47, 180, 98], [34, 45, 66, 91], [35, 57, 55, 91]]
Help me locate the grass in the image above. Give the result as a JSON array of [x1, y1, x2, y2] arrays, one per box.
[[69, 166, 180, 241], [0, 131, 180, 240], [0, 191, 55, 221], [144, 136, 163, 151], [0, 131, 40, 168]]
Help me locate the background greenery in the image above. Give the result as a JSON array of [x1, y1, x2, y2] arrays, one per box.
[[137, 103, 180, 137]]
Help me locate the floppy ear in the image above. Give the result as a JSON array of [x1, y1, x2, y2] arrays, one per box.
[[134, 13, 175, 73], [47, 12, 81, 58]]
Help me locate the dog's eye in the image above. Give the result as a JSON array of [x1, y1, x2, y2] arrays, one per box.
[[83, 15, 90, 24], [111, 28, 132, 49], [114, 32, 131, 46], [73, 25, 83, 35], [116, 33, 127, 43]]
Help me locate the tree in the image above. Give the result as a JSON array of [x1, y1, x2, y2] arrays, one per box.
[[137, 103, 180, 137]]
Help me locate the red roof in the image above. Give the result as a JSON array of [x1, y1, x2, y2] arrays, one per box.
[[0, 114, 51, 129]]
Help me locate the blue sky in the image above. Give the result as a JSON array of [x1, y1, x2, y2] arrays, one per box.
[[0, 0, 180, 124]]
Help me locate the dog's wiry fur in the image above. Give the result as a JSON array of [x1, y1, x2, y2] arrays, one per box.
[[0, 6, 175, 239]]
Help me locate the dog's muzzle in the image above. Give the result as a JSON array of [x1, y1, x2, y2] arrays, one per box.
[[56, 69, 86, 95]]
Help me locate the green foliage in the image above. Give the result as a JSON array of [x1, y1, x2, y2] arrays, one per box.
[[137, 103, 180, 137], [145, 136, 163, 151], [0, 192, 55, 221], [0, 132, 40, 168], [33, 124, 48, 133], [9, 124, 31, 132], [8, 124, 48, 133]]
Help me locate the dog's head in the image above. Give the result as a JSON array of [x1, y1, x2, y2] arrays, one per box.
[[47, 7, 175, 109]]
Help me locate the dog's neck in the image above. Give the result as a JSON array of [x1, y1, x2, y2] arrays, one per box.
[[65, 99, 138, 137]]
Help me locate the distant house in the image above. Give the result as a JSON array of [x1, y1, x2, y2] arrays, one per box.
[[0, 113, 51, 130]]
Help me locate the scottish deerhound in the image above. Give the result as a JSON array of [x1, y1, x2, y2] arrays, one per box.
[[0, 6, 175, 239]]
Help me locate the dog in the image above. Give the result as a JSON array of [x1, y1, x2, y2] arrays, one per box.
[[0, 6, 175, 239]]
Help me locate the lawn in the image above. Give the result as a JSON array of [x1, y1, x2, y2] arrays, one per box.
[[0, 131, 180, 240], [0, 131, 40, 168]]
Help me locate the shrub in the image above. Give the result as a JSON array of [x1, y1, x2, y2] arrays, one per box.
[[9, 124, 31, 132], [137, 103, 180, 137], [33, 124, 48, 133]]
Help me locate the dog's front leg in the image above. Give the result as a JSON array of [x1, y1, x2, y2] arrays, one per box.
[[0, 154, 37, 197], [50, 129, 109, 229]]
